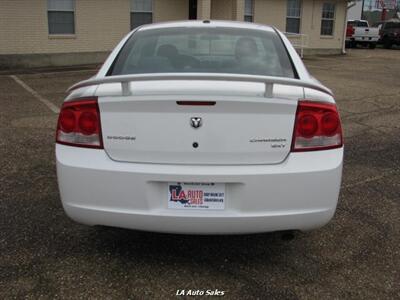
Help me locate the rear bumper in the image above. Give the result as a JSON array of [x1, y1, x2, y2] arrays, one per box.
[[390, 36, 400, 44], [347, 37, 379, 43], [56, 144, 343, 234]]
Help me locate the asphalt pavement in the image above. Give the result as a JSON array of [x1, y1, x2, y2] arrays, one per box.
[[0, 48, 399, 299]]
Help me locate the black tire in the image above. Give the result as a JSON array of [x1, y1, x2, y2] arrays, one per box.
[[369, 43, 377, 49], [383, 37, 392, 49]]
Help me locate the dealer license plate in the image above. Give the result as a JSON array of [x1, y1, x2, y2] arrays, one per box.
[[167, 182, 225, 210]]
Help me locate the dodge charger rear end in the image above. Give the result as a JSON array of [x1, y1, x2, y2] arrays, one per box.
[[56, 21, 343, 234]]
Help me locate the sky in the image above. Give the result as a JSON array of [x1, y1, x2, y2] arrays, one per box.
[[363, 0, 399, 11], [348, 0, 399, 20]]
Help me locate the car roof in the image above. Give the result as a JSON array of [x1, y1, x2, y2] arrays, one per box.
[[385, 18, 400, 23], [135, 20, 276, 33], [348, 20, 367, 22]]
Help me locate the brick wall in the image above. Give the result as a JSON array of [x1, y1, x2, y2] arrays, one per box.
[[211, 0, 244, 21], [0, 0, 189, 56], [301, 0, 347, 50], [0, 0, 130, 55], [0, 0, 348, 59], [154, 0, 188, 22], [197, 0, 211, 19], [254, 0, 346, 51], [254, 0, 286, 30], [211, 0, 232, 20]]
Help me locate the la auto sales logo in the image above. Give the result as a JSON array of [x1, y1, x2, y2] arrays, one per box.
[[176, 289, 225, 296], [169, 184, 204, 205]]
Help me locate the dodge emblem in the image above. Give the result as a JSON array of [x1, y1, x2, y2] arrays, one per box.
[[190, 117, 202, 129]]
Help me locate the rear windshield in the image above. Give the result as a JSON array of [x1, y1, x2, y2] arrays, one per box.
[[386, 22, 400, 29], [348, 21, 368, 27], [109, 27, 296, 78]]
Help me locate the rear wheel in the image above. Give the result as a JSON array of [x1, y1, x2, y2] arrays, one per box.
[[383, 37, 392, 49]]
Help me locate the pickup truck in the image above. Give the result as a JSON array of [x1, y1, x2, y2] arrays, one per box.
[[374, 19, 400, 49], [346, 20, 380, 49]]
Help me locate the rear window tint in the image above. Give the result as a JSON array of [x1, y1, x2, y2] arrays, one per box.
[[356, 21, 368, 27], [386, 22, 400, 29], [348, 21, 368, 27], [109, 27, 296, 78]]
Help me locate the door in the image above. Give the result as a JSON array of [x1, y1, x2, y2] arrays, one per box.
[[189, 0, 197, 20]]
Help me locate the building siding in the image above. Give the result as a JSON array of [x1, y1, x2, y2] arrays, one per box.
[[254, 0, 347, 51], [0, 0, 348, 67], [254, 0, 286, 30], [154, 0, 188, 22], [0, 0, 130, 55], [211, 0, 233, 20], [197, 0, 212, 19], [211, 0, 245, 21], [301, 0, 347, 50]]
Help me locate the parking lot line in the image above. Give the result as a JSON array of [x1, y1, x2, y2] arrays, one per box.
[[34, 68, 97, 76], [9, 75, 60, 113]]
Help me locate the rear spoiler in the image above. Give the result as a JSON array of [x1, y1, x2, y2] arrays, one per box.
[[68, 73, 333, 97]]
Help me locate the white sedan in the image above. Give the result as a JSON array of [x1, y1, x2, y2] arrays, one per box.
[[56, 21, 343, 234]]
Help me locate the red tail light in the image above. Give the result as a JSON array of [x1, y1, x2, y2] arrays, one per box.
[[56, 98, 103, 149], [291, 101, 343, 152], [346, 25, 355, 37]]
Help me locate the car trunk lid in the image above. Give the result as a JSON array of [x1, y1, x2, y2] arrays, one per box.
[[97, 80, 302, 165]]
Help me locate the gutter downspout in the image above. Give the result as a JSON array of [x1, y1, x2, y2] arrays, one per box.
[[342, 2, 353, 54]]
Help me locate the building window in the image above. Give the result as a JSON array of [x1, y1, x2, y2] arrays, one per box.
[[321, 2, 335, 36], [286, 0, 301, 33], [244, 0, 254, 22], [131, 0, 153, 30], [47, 0, 75, 34]]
